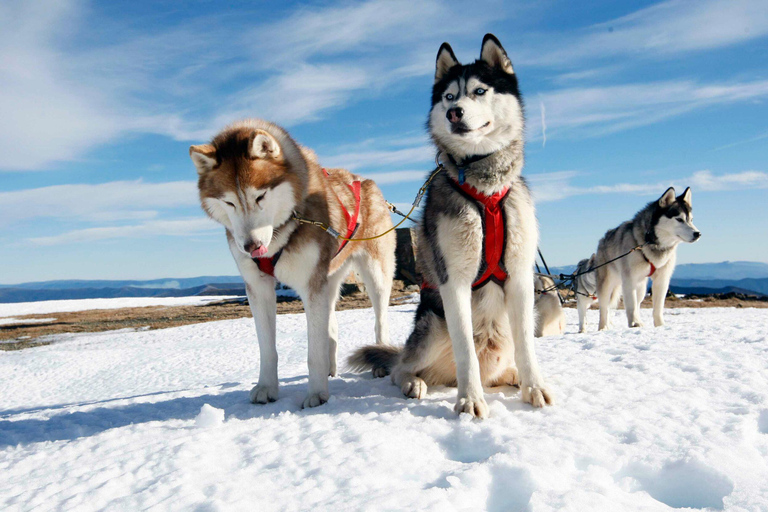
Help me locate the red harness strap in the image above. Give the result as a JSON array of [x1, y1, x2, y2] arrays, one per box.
[[640, 251, 656, 277], [254, 251, 280, 276], [254, 170, 361, 277], [334, 179, 362, 256], [422, 178, 510, 290]]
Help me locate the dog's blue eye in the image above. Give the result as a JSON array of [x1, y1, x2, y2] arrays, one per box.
[[475, 88, 486, 95], [445, 93, 454, 101]]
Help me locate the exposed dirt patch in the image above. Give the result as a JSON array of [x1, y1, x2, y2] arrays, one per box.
[[3, 284, 765, 351], [1, 282, 419, 351]]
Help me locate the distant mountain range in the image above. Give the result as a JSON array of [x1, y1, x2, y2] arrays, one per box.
[[1, 261, 767, 303], [0, 277, 246, 303]]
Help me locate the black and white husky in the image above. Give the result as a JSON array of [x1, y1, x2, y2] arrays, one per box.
[[350, 34, 552, 418], [593, 187, 701, 331]]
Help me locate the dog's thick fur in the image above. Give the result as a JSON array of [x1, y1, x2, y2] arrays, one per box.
[[349, 34, 552, 418], [191, 119, 395, 408], [534, 275, 565, 337], [594, 187, 700, 331]]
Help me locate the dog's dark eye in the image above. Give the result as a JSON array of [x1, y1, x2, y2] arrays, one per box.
[[224, 201, 235, 208], [256, 193, 266, 205], [475, 88, 486, 95], [445, 93, 454, 101], [676, 218, 684, 223]]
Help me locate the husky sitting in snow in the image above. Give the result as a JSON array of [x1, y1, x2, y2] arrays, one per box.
[[350, 34, 552, 418], [534, 275, 565, 337], [594, 187, 701, 331], [191, 120, 395, 408]]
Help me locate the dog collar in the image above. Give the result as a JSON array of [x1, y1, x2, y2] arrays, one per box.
[[447, 153, 495, 185]]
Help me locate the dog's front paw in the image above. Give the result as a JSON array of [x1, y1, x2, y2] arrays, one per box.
[[329, 360, 338, 378], [578, 326, 587, 333], [629, 320, 644, 328], [301, 391, 329, 409], [250, 384, 278, 404], [654, 318, 665, 327], [454, 395, 489, 419], [521, 384, 553, 408]]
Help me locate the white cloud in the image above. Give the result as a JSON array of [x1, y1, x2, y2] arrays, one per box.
[[358, 170, 429, 185], [523, 0, 768, 65], [529, 79, 768, 139], [528, 169, 768, 203], [2, 0, 767, 172], [323, 145, 434, 171], [0, 180, 198, 225], [210, 64, 370, 128], [28, 218, 219, 246], [689, 170, 768, 191]]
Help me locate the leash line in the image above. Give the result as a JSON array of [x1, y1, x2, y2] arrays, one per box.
[[534, 244, 645, 300], [292, 164, 445, 242]]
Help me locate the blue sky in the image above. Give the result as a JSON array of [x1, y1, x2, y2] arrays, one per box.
[[1, 0, 767, 283]]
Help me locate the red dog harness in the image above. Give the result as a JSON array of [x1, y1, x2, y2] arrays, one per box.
[[640, 251, 656, 277], [253, 169, 361, 277], [423, 177, 510, 290]]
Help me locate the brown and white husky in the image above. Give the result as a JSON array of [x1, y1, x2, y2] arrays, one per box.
[[190, 119, 395, 408]]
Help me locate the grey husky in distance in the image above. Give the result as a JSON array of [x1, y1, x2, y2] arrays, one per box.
[[349, 34, 552, 418], [594, 187, 701, 331]]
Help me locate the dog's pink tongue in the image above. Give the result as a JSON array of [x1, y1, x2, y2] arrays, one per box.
[[251, 245, 268, 258]]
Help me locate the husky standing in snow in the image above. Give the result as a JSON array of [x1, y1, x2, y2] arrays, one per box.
[[574, 254, 598, 333], [349, 34, 552, 418], [191, 119, 395, 408], [594, 187, 701, 331], [534, 275, 565, 337]]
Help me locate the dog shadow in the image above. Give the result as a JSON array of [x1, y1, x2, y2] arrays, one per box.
[[1, 372, 503, 447]]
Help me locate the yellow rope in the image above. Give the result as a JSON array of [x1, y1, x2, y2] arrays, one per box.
[[292, 164, 445, 242]]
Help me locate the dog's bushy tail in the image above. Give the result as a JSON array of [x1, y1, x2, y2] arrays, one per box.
[[347, 345, 401, 373]]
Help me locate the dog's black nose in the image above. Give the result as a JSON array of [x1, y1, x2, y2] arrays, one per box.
[[446, 107, 464, 124], [693, 231, 701, 240]]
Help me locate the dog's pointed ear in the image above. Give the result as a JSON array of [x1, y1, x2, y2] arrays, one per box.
[[189, 144, 216, 174], [251, 130, 282, 160], [678, 187, 692, 208], [658, 187, 676, 208], [480, 33, 514, 75], [435, 42, 459, 83]]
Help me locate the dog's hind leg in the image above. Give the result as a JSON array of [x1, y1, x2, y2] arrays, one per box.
[[391, 312, 451, 399], [577, 295, 589, 333], [356, 250, 394, 345], [597, 277, 616, 331]]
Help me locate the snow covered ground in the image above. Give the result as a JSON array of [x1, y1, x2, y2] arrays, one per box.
[[1, 303, 767, 511], [0, 296, 240, 318]]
